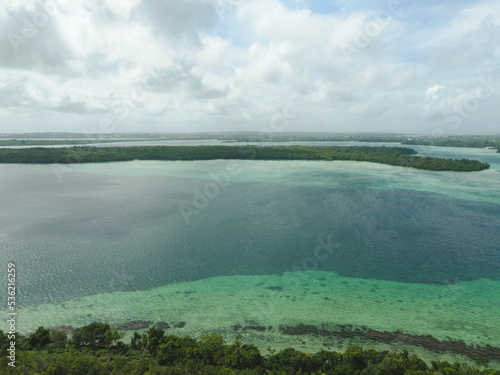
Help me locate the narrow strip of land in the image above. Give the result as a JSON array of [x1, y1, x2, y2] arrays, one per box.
[[0, 139, 152, 146], [0, 145, 490, 171]]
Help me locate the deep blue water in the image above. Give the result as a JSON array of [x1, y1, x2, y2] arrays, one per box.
[[1, 161, 499, 307]]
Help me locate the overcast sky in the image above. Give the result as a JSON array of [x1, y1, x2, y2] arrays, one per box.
[[0, 0, 498, 135]]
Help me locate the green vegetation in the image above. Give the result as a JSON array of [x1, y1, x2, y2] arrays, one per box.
[[0, 131, 403, 143], [0, 145, 490, 171], [1, 323, 499, 374], [401, 135, 500, 151], [2, 133, 499, 151], [219, 134, 405, 143], [2, 132, 499, 147], [0, 139, 151, 146]]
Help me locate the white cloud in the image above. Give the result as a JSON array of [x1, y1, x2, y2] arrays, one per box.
[[0, 6, 74, 70], [0, 0, 498, 134], [105, 0, 141, 20]]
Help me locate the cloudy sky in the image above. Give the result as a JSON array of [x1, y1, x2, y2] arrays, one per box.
[[0, 0, 499, 135]]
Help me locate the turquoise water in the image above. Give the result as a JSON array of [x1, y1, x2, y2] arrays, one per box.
[[16, 271, 500, 347], [0, 147, 499, 365]]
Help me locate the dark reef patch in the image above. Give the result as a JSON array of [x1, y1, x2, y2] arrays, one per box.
[[279, 324, 500, 362]]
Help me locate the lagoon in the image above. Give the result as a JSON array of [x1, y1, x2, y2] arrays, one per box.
[[0, 145, 499, 365]]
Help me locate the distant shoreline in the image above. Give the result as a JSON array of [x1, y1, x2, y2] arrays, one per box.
[[0, 133, 498, 152]]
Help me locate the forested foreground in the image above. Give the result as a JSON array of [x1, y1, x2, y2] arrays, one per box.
[[0, 145, 490, 171], [2, 323, 500, 375]]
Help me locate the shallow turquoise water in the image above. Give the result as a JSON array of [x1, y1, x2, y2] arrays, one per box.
[[17, 271, 500, 347]]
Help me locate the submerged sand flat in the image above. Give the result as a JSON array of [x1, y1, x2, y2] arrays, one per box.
[[16, 271, 500, 367], [18, 271, 500, 345]]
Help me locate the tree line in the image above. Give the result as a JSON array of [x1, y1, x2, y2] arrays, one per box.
[[401, 135, 500, 150], [0, 145, 490, 171], [1, 322, 499, 374]]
